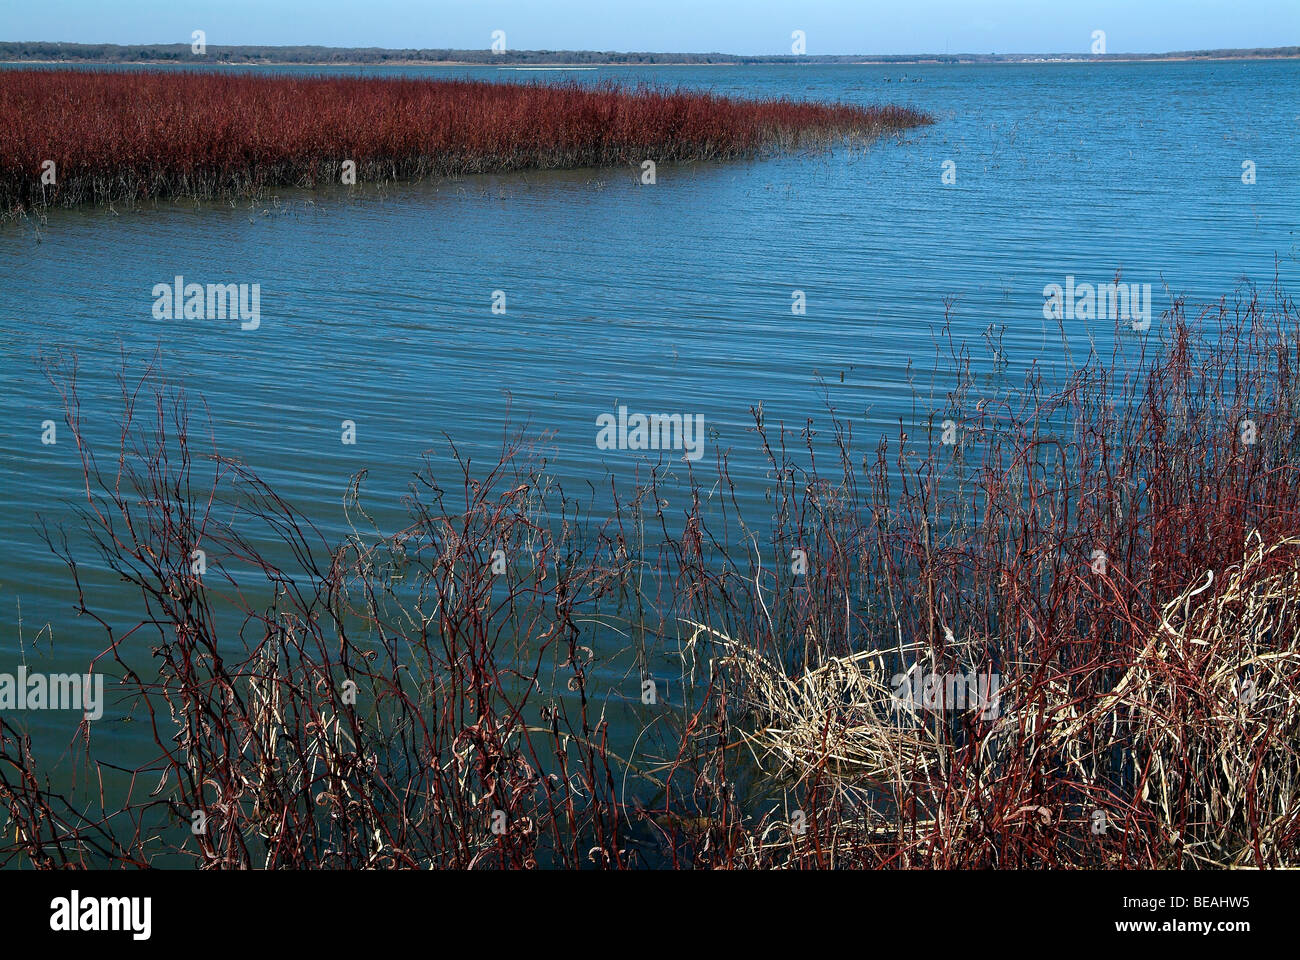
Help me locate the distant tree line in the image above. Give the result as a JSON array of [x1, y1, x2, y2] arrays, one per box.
[[1, 41, 1297, 65]]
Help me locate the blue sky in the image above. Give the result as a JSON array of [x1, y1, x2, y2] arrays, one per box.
[[3, 0, 1296, 55]]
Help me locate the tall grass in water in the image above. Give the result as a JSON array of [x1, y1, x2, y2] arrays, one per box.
[[0, 69, 930, 212], [3, 282, 1299, 868]]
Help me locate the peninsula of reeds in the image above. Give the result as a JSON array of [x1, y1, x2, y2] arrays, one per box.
[[0, 68, 930, 212]]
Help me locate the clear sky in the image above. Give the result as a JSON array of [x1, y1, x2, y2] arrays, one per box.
[[3, 0, 1296, 55]]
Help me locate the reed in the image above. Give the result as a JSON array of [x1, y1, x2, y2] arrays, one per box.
[[0, 68, 931, 212], [3, 280, 1298, 868]]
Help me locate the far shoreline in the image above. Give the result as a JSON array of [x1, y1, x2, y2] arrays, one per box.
[[4, 55, 1298, 67]]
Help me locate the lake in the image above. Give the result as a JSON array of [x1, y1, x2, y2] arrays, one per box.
[[1, 58, 1297, 817]]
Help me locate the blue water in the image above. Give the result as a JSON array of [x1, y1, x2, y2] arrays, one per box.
[[1, 59, 1297, 776]]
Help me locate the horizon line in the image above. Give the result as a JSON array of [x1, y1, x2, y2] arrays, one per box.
[[4, 40, 1299, 61]]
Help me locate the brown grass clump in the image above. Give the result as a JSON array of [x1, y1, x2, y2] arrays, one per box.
[[700, 534, 1300, 868], [685, 621, 939, 791], [1118, 534, 1300, 866]]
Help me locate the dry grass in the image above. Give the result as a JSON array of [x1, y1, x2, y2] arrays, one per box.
[[1120, 533, 1300, 866], [691, 533, 1300, 868], [685, 621, 939, 790]]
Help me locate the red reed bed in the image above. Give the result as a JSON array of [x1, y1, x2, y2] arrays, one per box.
[[0, 68, 930, 211]]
